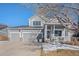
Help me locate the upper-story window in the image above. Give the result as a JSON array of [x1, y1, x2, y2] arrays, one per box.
[[33, 21, 41, 26]]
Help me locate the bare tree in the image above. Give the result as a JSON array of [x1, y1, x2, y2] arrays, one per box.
[[35, 4, 79, 32], [21, 3, 79, 31]]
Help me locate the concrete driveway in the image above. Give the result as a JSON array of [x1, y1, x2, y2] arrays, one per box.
[[0, 41, 41, 56]]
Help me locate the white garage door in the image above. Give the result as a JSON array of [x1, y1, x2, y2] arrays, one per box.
[[22, 32, 38, 42], [9, 30, 41, 42], [9, 32, 21, 41]]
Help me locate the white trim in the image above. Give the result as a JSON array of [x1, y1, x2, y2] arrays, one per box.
[[44, 25, 47, 40], [53, 25, 55, 37]]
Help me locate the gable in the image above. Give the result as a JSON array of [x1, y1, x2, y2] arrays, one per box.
[[47, 18, 59, 24], [29, 15, 48, 22], [29, 15, 46, 26]]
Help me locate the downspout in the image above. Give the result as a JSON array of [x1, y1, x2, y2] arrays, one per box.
[[78, 16, 79, 30]]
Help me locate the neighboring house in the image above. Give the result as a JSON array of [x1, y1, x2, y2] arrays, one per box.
[[0, 24, 8, 36], [0, 24, 8, 41], [8, 15, 74, 43]]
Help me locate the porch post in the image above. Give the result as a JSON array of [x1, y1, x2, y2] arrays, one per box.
[[53, 25, 55, 37], [50, 25, 52, 40], [44, 24, 47, 41], [63, 28, 65, 41]]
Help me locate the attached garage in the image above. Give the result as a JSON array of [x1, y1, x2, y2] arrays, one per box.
[[8, 27, 43, 43], [22, 29, 42, 43]]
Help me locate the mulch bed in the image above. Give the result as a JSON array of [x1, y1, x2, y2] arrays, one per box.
[[42, 49, 79, 56], [62, 41, 79, 46], [0, 35, 8, 41]]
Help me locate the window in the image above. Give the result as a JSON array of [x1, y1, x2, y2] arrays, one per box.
[[33, 21, 41, 26], [54, 30, 62, 36]]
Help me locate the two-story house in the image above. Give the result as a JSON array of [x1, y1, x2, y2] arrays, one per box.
[[8, 15, 74, 43]]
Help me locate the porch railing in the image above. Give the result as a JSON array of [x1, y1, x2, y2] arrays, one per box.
[[50, 36, 64, 44]]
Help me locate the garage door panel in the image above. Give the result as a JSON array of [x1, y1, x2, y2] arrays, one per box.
[[10, 32, 20, 41], [22, 33, 38, 42]]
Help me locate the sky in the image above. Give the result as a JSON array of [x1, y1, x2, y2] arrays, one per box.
[[0, 3, 78, 27], [0, 3, 34, 27]]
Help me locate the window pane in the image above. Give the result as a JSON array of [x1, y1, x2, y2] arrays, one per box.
[[33, 21, 41, 26], [54, 30, 62, 36]]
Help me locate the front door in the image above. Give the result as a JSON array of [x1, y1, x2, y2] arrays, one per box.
[[47, 30, 51, 39], [54, 30, 62, 43]]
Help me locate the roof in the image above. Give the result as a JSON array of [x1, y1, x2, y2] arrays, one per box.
[[0, 24, 8, 30], [29, 15, 48, 22], [8, 25, 43, 30]]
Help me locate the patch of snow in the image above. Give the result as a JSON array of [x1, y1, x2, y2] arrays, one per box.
[[42, 43, 79, 51]]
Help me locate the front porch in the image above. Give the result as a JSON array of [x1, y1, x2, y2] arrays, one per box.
[[44, 24, 70, 43]]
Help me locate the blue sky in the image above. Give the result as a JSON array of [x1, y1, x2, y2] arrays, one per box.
[[0, 3, 78, 27], [0, 3, 34, 27]]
